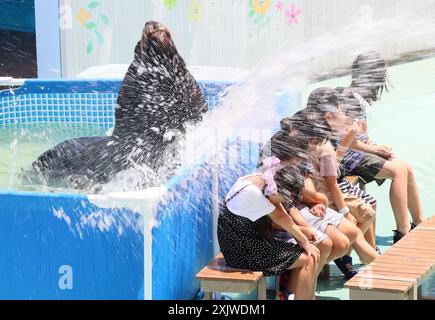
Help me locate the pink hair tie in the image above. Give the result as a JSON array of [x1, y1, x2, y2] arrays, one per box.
[[261, 156, 281, 196]]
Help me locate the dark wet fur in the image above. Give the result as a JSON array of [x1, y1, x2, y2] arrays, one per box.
[[29, 22, 207, 192]]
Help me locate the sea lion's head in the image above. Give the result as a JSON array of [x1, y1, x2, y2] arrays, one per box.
[[140, 21, 178, 59]]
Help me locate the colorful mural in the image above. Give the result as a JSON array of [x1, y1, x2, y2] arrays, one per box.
[[188, 0, 205, 22], [159, 0, 301, 27], [285, 3, 301, 25], [248, 1, 302, 27], [163, 0, 177, 11], [76, 1, 110, 55], [249, 0, 272, 26]]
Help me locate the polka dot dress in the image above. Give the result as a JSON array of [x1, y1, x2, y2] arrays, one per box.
[[217, 204, 304, 277]]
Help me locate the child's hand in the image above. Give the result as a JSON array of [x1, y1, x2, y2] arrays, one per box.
[[375, 145, 394, 159], [300, 242, 320, 264], [309, 204, 326, 218], [299, 226, 318, 244], [357, 119, 368, 133], [344, 120, 364, 136]]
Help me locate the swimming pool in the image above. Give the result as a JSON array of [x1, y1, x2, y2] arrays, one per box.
[[0, 79, 248, 300], [2, 56, 434, 300]]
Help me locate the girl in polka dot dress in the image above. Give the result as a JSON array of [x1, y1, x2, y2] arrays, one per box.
[[218, 134, 332, 300]]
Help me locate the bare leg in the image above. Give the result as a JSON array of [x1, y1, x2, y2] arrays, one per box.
[[343, 213, 373, 256], [336, 217, 378, 263], [364, 204, 377, 249], [325, 226, 351, 262], [337, 218, 359, 244], [352, 229, 380, 265], [398, 160, 425, 225], [287, 254, 318, 300], [364, 223, 377, 249], [376, 160, 411, 234], [312, 238, 333, 299]]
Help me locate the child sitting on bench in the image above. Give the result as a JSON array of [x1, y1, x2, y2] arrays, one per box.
[[218, 131, 331, 300]]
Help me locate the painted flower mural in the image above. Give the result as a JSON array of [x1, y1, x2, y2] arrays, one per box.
[[252, 0, 271, 14], [76, 7, 92, 26], [285, 4, 301, 25], [275, 1, 284, 12], [163, 0, 177, 11], [76, 1, 110, 55], [188, 0, 204, 22], [249, 0, 272, 26]]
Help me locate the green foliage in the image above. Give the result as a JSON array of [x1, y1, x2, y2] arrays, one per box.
[[88, 1, 101, 9]]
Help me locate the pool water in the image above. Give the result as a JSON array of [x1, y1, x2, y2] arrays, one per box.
[[0, 124, 107, 192]]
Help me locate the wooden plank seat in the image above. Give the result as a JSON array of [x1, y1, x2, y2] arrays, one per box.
[[196, 254, 268, 300], [345, 216, 435, 300]]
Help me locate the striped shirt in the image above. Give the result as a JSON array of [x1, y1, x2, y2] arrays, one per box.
[[338, 179, 377, 206], [342, 91, 369, 175]]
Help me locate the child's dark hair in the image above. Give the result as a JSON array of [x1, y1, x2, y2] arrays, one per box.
[[335, 88, 365, 120], [303, 87, 343, 140], [269, 129, 309, 162], [351, 51, 391, 105], [256, 165, 304, 241], [280, 110, 328, 145], [274, 164, 305, 207]]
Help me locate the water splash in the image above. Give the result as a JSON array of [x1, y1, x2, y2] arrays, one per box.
[[8, 138, 18, 189], [2, 4, 435, 237], [180, 5, 435, 171]]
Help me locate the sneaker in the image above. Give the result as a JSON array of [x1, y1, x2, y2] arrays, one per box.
[[278, 289, 295, 300], [334, 256, 358, 280], [393, 230, 406, 244], [393, 224, 415, 244]]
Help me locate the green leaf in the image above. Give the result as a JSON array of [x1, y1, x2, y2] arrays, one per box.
[[86, 21, 96, 29], [249, 10, 255, 17], [96, 30, 104, 45], [88, 1, 101, 9], [100, 14, 109, 26], [87, 38, 94, 54]]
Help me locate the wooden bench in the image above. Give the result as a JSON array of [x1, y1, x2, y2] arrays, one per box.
[[196, 254, 269, 300], [345, 215, 435, 300]]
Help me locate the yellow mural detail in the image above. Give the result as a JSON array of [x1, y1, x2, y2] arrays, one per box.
[[253, 0, 271, 15], [76, 7, 92, 26]]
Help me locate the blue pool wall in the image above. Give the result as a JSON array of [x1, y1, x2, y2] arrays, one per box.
[[0, 79, 297, 299], [0, 191, 143, 300]]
